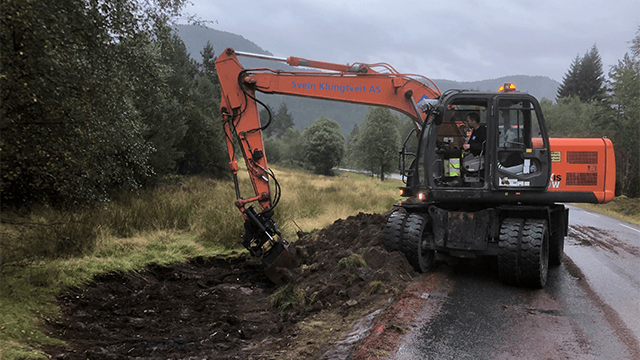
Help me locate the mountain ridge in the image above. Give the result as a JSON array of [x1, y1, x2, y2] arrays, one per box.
[[174, 24, 560, 135]]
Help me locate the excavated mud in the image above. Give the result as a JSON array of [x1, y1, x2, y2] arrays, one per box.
[[46, 211, 417, 359]]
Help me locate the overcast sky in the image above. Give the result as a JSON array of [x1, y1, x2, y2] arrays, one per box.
[[182, 0, 639, 83]]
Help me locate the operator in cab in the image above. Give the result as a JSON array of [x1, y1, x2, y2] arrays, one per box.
[[463, 112, 486, 156]]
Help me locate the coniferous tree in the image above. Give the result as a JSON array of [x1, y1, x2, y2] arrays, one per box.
[[579, 45, 605, 102], [557, 45, 605, 102], [176, 42, 228, 177], [259, 104, 276, 136], [260, 102, 294, 138], [200, 41, 220, 98], [274, 103, 295, 137], [280, 128, 304, 166], [557, 55, 582, 100], [592, 29, 640, 196], [137, 32, 190, 181]]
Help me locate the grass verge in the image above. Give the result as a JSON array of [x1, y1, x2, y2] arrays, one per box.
[[0, 168, 403, 359], [571, 195, 640, 225]]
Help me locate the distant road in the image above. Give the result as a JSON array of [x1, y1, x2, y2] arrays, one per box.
[[337, 168, 403, 181]]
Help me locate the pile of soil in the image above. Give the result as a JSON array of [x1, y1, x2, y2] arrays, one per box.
[[46, 211, 418, 359]]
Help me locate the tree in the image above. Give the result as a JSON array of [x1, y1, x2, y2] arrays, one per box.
[[352, 107, 400, 181], [579, 45, 605, 102], [540, 97, 597, 137], [274, 103, 295, 137], [263, 136, 285, 164], [136, 32, 190, 180], [176, 72, 228, 178], [0, 0, 189, 208], [557, 45, 605, 102], [169, 41, 228, 177], [397, 115, 419, 151], [591, 29, 640, 196], [261, 102, 295, 138], [557, 55, 582, 100], [279, 128, 305, 167], [302, 116, 345, 175], [199, 40, 220, 99], [259, 104, 276, 136], [343, 124, 360, 168]]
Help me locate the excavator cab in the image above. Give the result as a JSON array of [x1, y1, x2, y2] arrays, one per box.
[[410, 89, 551, 195]]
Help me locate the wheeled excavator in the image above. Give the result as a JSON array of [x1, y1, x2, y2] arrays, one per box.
[[215, 47, 615, 288]]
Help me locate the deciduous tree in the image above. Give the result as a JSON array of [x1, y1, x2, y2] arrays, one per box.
[[302, 116, 345, 175], [351, 107, 400, 181], [0, 0, 188, 208]]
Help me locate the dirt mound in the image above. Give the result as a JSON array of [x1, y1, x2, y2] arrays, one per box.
[[288, 212, 415, 310], [46, 211, 417, 359]]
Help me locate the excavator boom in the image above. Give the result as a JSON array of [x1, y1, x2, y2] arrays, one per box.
[[215, 47, 441, 283]]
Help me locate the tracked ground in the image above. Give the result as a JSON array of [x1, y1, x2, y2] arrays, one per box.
[[45, 211, 419, 359]]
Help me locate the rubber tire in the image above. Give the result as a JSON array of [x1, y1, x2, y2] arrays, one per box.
[[498, 218, 524, 286], [402, 213, 435, 273], [498, 218, 549, 288], [549, 226, 564, 266], [383, 210, 407, 253]]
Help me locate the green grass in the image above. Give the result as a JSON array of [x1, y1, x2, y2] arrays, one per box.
[[0, 169, 403, 359], [337, 253, 368, 272], [273, 167, 403, 235], [268, 283, 306, 312], [571, 195, 640, 225]]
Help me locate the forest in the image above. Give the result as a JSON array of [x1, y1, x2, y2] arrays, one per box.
[[2, 0, 639, 214]]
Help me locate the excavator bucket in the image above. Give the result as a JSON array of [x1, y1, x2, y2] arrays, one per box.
[[262, 240, 298, 285], [241, 207, 298, 284]]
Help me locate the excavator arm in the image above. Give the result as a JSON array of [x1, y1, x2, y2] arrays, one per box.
[[215, 47, 441, 283]]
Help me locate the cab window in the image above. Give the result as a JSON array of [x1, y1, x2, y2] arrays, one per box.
[[497, 99, 544, 149]]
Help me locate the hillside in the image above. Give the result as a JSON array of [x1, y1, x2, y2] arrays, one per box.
[[174, 24, 560, 136], [174, 24, 273, 65]]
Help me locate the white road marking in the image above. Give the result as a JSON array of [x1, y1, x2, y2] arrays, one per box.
[[619, 223, 640, 234]]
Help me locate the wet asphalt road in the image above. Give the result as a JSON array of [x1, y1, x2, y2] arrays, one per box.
[[388, 206, 640, 360]]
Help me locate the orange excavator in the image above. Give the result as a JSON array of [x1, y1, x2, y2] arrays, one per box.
[[215, 48, 615, 287]]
